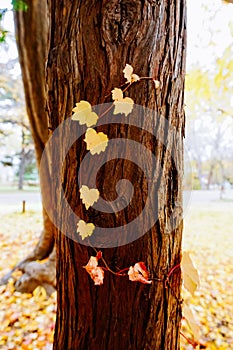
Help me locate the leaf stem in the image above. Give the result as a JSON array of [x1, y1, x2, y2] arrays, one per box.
[[98, 103, 114, 119], [180, 331, 198, 349], [100, 255, 126, 276], [167, 263, 181, 279], [139, 77, 154, 80]]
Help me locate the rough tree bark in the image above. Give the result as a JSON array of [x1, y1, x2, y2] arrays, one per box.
[[0, 0, 55, 294], [46, 0, 186, 349]]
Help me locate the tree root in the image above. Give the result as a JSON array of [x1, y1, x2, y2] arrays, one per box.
[[0, 217, 56, 295], [14, 248, 56, 296]]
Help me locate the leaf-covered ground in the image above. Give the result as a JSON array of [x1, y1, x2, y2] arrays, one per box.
[[181, 192, 233, 349], [0, 191, 232, 349], [0, 211, 55, 350]]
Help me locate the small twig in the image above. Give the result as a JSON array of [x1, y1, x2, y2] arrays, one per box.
[[116, 267, 129, 275], [100, 76, 158, 120], [139, 77, 154, 80], [98, 103, 114, 119], [122, 82, 132, 92], [100, 258, 127, 276], [105, 82, 130, 98], [101, 266, 128, 276], [92, 248, 126, 276], [165, 263, 181, 288], [180, 331, 198, 349], [99, 82, 132, 119], [164, 263, 182, 303]]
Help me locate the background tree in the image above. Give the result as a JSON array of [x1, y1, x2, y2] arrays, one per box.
[[0, 8, 8, 42], [45, 0, 186, 349], [185, 43, 233, 190], [0, 62, 35, 190], [0, 0, 56, 294], [12, 0, 56, 293]]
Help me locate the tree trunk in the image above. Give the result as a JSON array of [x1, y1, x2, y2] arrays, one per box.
[[18, 129, 34, 190], [46, 1, 186, 349], [8, 0, 55, 292], [18, 148, 26, 190], [207, 162, 215, 190], [195, 157, 204, 189]]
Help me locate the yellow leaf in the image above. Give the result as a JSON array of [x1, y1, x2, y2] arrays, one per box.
[[80, 185, 100, 210], [123, 64, 140, 83], [111, 87, 123, 101], [72, 100, 98, 127], [84, 128, 109, 155], [112, 87, 134, 116], [113, 97, 134, 116], [181, 251, 200, 295], [77, 220, 95, 240], [183, 301, 200, 341], [153, 79, 160, 89], [123, 64, 133, 82], [32, 286, 47, 299], [73, 100, 91, 113], [131, 73, 140, 83]]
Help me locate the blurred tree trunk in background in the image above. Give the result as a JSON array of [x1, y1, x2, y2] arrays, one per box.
[[0, 0, 56, 293]]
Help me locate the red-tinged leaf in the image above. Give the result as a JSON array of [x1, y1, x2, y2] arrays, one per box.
[[83, 252, 104, 285], [96, 251, 102, 260], [128, 262, 152, 284]]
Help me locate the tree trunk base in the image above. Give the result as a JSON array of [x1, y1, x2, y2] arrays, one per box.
[[14, 248, 56, 295], [0, 228, 56, 295]]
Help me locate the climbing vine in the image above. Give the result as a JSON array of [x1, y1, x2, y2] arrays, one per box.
[[71, 64, 200, 348], [72, 64, 160, 239]]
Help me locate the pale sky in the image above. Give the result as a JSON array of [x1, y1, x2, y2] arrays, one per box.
[[1, 0, 233, 70], [187, 0, 233, 68]]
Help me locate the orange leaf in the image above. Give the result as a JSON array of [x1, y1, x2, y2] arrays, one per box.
[[83, 251, 104, 285], [128, 262, 152, 284]]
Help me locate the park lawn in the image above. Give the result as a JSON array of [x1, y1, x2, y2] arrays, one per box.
[[181, 201, 233, 349], [0, 186, 40, 193], [0, 196, 232, 349], [0, 212, 55, 350]]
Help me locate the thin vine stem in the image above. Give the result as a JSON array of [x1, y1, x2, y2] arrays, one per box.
[[180, 331, 198, 349], [139, 77, 154, 80], [100, 76, 157, 119], [104, 81, 130, 98], [91, 247, 127, 276], [165, 263, 181, 288], [90, 248, 194, 348], [98, 103, 114, 119]]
